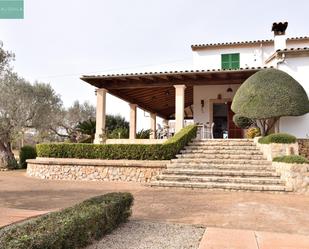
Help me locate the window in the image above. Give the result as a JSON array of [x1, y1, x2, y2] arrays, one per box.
[[221, 53, 240, 69]]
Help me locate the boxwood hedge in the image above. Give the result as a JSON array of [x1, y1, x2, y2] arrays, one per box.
[[273, 155, 309, 164], [36, 125, 197, 160], [0, 192, 133, 249], [258, 133, 297, 144]]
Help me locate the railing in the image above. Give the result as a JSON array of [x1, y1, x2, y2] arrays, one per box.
[[196, 123, 214, 139]]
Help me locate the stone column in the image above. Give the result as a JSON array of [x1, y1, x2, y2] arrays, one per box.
[[150, 113, 157, 139], [94, 88, 107, 144], [129, 103, 137, 139], [174, 85, 186, 133]]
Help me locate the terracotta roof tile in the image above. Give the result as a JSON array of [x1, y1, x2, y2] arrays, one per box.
[[82, 66, 273, 79], [276, 47, 309, 52], [191, 36, 309, 50]]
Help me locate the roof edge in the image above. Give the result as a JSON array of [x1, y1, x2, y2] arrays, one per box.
[[191, 36, 309, 50]]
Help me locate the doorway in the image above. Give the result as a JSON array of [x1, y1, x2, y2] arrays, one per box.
[[213, 103, 228, 138]]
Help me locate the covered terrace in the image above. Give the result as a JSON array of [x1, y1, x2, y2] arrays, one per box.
[[81, 67, 267, 144]]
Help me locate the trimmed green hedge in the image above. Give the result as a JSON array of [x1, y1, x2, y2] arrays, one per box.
[[19, 145, 37, 169], [258, 133, 297, 144], [0, 192, 133, 249], [36, 125, 197, 160], [273, 155, 309, 164]]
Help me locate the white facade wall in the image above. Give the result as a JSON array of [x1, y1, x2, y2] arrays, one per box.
[[192, 39, 309, 69], [193, 44, 273, 69], [277, 57, 309, 138], [193, 84, 240, 125], [191, 37, 309, 138]]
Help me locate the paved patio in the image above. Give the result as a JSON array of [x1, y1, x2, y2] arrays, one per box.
[[1, 170, 309, 248]]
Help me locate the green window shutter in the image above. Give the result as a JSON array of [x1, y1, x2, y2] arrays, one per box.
[[221, 53, 240, 69]]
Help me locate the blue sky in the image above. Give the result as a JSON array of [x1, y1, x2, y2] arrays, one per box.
[[0, 0, 308, 129]]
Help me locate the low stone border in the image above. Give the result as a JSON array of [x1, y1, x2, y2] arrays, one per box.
[[254, 137, 299, 160], [27, 158, 169, 183], [273, 162, 309, 193]]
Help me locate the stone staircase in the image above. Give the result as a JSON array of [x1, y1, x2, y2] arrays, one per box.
[[150, 139, 290, 192]]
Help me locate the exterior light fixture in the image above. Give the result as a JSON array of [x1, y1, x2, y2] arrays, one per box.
[[227, 87, 233, 93]]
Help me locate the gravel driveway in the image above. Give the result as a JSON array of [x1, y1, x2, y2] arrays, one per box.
[[86, 220, 205, 249]]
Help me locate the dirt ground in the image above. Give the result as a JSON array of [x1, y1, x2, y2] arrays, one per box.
[[1, 170, 309, 235]]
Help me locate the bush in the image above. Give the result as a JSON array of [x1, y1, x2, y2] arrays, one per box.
[[232, 69, 309, 135], [136, 129, 151, 139], [246, 127, 261, 138], [36, 125, 197, 160], [233, 114, 253, 129], [273, 155, 309, 164], [258, 133, 297, 144], [0, 192, 133, 249], [19, 146, 37, 169], [232, 69, 309, 119]]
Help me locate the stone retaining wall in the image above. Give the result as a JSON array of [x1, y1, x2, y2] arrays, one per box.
[[298, 139, 309, 159], [273, 162, 309, 194], [27, 158, 168, 183], [254, 137, 299, 160]]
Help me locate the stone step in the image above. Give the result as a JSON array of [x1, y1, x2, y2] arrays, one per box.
[[162, 169, 280, 177], [168, 163, 276, 171], [171, 158, 271, 165], [193, 139, 253, 142], [189, 141, 255, 146], [149, 181, 289, 192], [176, 154, 265, 160], [156, 175, 285, 185], [185, 145, 259, 150], [180, 149, 263, 155]]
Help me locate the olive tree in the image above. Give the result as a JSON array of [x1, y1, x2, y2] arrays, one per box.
[[232, 69, 309, 135], [50, 101, 96, 142], [0, 71, 62, 168]]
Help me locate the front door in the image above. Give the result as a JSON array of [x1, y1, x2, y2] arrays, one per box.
[[227, 102, 242, 138]]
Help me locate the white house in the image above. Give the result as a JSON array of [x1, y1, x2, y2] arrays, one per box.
[[81, 22, 309, 142]]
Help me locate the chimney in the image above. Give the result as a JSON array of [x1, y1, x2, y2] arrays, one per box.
[[272, 22, 288, 51]]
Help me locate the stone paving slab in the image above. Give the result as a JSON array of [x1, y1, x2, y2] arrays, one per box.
[[199, 227, 309, 249], [256, 231, 309, 249], [199, 228, 258, 249]]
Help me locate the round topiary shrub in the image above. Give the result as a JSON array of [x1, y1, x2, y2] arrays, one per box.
[[232, 68, 309, 135], [19, 145, 37, 169], [233, 114, 253, 129]]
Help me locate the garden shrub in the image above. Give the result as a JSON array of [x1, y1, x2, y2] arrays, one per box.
[[0, 192, 134, 249], [231, 69, 309, 135], [246, 127, 261, 138], [258, 133, 297, 144], [233, 114, 253, 129], [36, 125, 197, 160], [273, 155, 309, 164], [19, 145, 37, 169]]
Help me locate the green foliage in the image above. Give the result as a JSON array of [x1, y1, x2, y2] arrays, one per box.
[[233, 114, 253, 129], [106, 114, 129, 132], [246, 127, 261, 138], [273, 155, 309, 164], [36, 125, 197, 160], [232, 69, 309, 119], [108, 127, 129, 139], [19, 146, 37, 169], [0, 192, 133, 249], [136, 129, 151, 139], [258, 133, 296, 144], [76, 119, 96, 143]]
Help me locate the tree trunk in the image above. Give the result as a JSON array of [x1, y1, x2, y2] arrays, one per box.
[[0, 140, 17, 169]]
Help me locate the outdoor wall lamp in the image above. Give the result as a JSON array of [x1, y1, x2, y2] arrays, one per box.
[[227, 87, 233, 93], [201, 99, 205, 113]]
